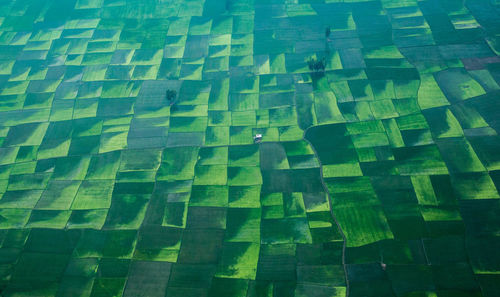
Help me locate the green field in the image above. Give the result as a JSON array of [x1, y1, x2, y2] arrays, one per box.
[[0, 0, 500, 296]]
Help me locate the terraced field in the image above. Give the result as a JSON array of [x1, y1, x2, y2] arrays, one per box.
[[0, 0, 499, 296]]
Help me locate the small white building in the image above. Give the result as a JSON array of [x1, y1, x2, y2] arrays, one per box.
[[253, 134, 262, 143]]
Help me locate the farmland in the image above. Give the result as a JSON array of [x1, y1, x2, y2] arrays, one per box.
[[0, 0, 499, 296]]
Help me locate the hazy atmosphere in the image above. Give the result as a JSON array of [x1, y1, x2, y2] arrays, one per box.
[[0, 0, 499, 296]]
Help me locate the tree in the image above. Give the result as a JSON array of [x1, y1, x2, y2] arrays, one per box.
[[307, 59, 315, 71], [307, 57, 326, 72], [166, 89, 177, 105], [325, 27, 331, 39]]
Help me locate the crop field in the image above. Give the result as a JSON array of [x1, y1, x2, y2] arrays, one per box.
[[0, 0, 499, 296]]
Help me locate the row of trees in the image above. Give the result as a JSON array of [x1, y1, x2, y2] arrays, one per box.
[[306, 27, 330, 73]]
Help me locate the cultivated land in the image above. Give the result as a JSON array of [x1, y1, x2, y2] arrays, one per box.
[[0, 0, 499, 296]]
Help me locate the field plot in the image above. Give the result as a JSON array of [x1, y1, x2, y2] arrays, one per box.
[[0, 0, 499, 296]]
